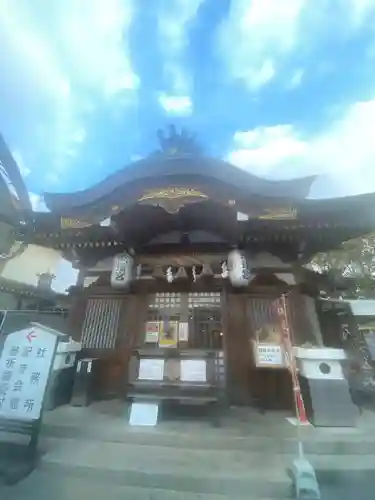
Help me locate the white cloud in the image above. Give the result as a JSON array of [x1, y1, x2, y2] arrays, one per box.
[[162, 62, 192, 96], [11, 151, 31, 178], [29, 193, 50, 212], [158, 93, 193, 116], [0, 3, 90, 183], [218, 0, 375, 91], [44, 172, 61, 185], [286, 68, 304, 89], [130, 154, 143, 162], [157, 0, 203, 55], [0, 3, 70, 97], [348, 0, 375, 29], [219, 0, 305, 90], [58, 0, 139, 96], [52, 258, 79, 294], [227, 98, 375, 197], [72, 128, 86, 143], [252, 60, 276, 88], [157, 0, 203, 112], [228, 125, 307, 176]]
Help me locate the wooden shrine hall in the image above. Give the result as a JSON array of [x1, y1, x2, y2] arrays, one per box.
[[13, 127, 375, 421]]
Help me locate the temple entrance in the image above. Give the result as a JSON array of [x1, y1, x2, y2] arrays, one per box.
[[127, 288, 295, 416], [127, 290, 225, 423], [78, 285, 296, 414]]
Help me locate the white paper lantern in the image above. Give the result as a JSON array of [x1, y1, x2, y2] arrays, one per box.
[[110, 252, 134, 288], [227, 249, 251, 287], [166, 266, 174, 283]]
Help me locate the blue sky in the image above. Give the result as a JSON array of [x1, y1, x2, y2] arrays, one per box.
[[2, 0, 375, 212]]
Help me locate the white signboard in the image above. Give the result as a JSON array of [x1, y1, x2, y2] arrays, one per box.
[[180, 360, 207, 382], [138, 359, 164, 381], [0, 324, 59, 421], [255, 343, 285, 368], [129, 402, 158, 427], [145, 322, 159, 343], [178, 322, 189, 342]]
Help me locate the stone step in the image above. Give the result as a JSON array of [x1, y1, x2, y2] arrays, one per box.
[[41, 422, 375, 455], [5, 467, 375, 500], [40, 437, 291, 475], [37, 437, 292, 498], [37, 437, 375, 496], [2, 469, 289, 500], [37, 463, 292, 499]]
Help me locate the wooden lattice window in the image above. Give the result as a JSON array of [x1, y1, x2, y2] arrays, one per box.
[[81, 298, 122, 348], [246, 293, 317, 346], [145, 292, 223, 349]]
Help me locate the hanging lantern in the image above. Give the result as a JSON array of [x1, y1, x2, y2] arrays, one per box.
[[192, 266, 197, 282], [227, 249, 251, 287], [165, 266, 174, 283], [110, 252, 134, 288], [221, 261, 229, 279]]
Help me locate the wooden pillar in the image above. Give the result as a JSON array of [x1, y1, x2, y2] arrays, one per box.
[[117, 292, 149, 350], [222, 290, 252, 405], [116, 293, 149, 396], [67, 292, 88, 341]]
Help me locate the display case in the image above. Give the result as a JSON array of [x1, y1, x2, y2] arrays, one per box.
[[125, 292, 225, 425], [127, 348, 224, 425]]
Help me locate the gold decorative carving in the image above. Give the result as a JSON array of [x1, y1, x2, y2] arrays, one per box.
[[138, 187, 207, 202], [138, 187, 208, 213], [60, 217, 93, 229], [257, 208, 297, 220]]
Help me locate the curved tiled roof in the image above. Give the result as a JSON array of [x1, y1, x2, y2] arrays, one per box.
[[43, 154, 317, 213]]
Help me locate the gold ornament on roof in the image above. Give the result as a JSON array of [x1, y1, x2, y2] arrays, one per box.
[[257, 208, 297, 220], [156, 125, 202, 157], [138, 187, 207, 202], [60, 217, 93, 229]]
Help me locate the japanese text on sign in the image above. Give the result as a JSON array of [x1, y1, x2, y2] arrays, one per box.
[[255, 343, 285, 367], [0, 325, 58, 421]]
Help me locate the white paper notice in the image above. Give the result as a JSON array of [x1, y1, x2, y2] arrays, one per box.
[[145, 322, 159, 343], [180, 360, 207, 382], [256, 344, 285, 367], [178, 322, 189, 342], [0, 325, 59, 421], [129, 402, 158, 426], [138, 359, 164, 381]]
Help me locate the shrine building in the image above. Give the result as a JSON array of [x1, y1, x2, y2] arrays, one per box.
[[13, 127, 375, 424]]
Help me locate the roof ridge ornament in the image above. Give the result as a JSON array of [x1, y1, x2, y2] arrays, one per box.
[[156, 125, 202, 157]]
